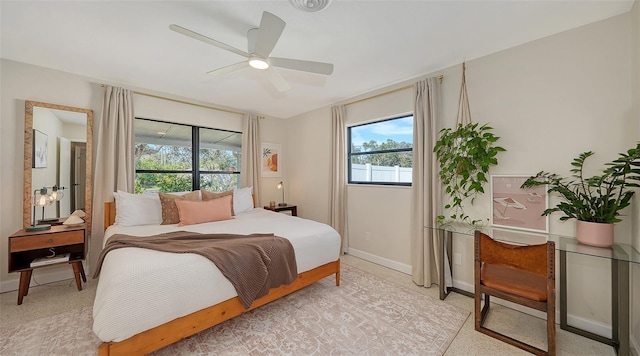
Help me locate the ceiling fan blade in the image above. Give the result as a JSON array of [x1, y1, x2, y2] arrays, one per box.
[[264, 67, 291, 92], [206, 62, 249, 76], [253, 12, 286, 58], [270, 57, 334, 75], [169, 24, 250, 58]]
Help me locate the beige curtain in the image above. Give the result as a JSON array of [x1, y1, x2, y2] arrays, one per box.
[[411, 77, 442, 287], [241, 113, 261, 204], [330, 105, 348, 253], [89, 85, 135, 272]]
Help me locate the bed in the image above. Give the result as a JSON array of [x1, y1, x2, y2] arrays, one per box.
[[93, 194, 341, 356]]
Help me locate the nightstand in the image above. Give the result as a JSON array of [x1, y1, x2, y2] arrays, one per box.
[[8, 225, 87, 305], [264, 204, 298, 216]]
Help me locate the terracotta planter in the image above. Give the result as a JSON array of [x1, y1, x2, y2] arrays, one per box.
[[576, 220, 614, 248]]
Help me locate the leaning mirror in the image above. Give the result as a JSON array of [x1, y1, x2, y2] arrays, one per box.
[[23, 101, 93, 234]]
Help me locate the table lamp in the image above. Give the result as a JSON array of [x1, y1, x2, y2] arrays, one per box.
[[26, 187, 53, 231], [40, 185, 65, 223], [277, 181, 286, 206]]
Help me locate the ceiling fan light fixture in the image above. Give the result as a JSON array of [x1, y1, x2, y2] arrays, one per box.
[[289, 0, 331, 12], [249, 57, 269, 69]]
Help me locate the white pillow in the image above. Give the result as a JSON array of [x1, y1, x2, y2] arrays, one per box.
[[113, 190, 162, 226], [233, 186, 253, 214]]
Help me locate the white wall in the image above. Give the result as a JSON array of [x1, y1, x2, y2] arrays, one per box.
[[290, 9, 635, 259], [287, 9, 637, 341], [342, 88, 414, 269], [286, 107, 333, 222], [449, 11, 632, 335], [0, 59, 285, 292]]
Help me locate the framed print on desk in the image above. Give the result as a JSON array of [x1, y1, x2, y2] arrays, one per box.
[[491, 175, 548, 233], [261, 142, 282, 177]]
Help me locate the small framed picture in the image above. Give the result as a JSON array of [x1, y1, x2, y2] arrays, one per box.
[[33, 129, 48, 168], [261, 142, 282, 177], [491, 175, 548, 233]]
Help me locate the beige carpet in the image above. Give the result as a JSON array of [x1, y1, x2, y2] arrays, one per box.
[[0, 264, 468, 355]]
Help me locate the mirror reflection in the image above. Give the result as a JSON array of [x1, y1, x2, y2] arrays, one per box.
[[33, 107, 87, 219], [24, 101, 93, 233]]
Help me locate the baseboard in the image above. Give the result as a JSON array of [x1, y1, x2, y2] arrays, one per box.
[[346, 248, 412, 275], [565, 314, 613, 339], [453, 280, 613, 338], [0, 262, 86, 294]]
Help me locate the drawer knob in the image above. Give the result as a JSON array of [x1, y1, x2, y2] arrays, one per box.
[[47, 239, 53, 243]]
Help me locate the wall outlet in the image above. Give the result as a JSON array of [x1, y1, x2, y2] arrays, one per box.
[[365, 232, 371, 241], [454, 253, 462, 266]]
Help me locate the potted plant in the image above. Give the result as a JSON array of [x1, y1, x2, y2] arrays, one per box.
[[521, 143, 640, 247], [433, 122, 506, 226]]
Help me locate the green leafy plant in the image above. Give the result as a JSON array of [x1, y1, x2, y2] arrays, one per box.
[[521, 143, 640, 224], [433, 122, 506, 225]]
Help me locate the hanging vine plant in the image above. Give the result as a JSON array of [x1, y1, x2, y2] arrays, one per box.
[[433, 63, 506, 226]]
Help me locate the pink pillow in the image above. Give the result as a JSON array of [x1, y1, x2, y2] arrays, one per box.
[[175, 195, 233, 226]]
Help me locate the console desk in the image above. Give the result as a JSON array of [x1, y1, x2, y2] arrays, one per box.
[[427, 225, 639, 356]]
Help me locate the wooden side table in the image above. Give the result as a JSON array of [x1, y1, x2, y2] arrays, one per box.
[[264, 204, 298, 216], [8, 224, 87, 305]]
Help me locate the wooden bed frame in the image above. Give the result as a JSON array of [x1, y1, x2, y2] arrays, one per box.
[[98, 202, 341, 355]]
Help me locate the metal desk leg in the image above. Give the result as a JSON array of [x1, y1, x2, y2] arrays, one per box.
[[439, 230, 473, 300], [560, 250, 567, 327], [560, 250, 629, 355], [438, 229, 447, 300], [616, 260, 629, 356]]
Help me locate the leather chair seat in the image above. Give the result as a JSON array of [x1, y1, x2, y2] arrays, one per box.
[[475, 231, 556, 355], [481, 263, 547, 301]]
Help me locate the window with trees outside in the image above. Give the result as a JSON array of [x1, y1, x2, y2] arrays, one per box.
[[134, 118, 242, 194], [348, 115, 413, 186]]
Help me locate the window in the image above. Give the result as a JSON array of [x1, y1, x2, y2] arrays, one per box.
[[134, 118, 241, 193], [348, 115, 413, 186]]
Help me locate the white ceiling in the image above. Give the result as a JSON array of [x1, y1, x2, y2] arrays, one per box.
[[1, 1, 634, 119]]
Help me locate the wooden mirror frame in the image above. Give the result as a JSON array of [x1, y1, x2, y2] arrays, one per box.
[[23, 100, 93, 234]]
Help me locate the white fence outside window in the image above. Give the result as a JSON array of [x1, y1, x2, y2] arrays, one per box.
[[351, 163, 412, 183]]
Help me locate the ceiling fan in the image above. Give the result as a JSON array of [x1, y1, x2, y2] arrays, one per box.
[[169, 11, 334, 92]]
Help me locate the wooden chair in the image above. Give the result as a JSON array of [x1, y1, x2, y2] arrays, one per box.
[[474, 231, 556, 356]]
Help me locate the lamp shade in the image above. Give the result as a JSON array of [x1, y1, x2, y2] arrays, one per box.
[[277, 181, 286, 206], [34, 188, 52, 207], [50, 185, 64, 201], [26, 188, 53, 231]]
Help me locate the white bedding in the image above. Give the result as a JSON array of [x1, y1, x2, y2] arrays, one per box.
[[92, 208, 341, 342]]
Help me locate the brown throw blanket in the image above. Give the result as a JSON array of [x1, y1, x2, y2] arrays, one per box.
[[93, 231, 298, 309]]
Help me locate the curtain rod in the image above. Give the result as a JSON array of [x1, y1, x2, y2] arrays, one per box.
[[345, 75, 443, 107], [100, 84, 245, 116]]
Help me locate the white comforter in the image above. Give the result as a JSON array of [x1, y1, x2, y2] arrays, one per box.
[[92, 208, 341, 342]]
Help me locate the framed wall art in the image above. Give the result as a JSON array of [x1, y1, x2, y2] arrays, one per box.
[[491, 175, 548, 233], [32, 129, 48, 168], [261, 142, 282, 177]]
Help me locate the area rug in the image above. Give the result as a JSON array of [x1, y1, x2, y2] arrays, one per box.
[[0, 264, 468, 355]]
